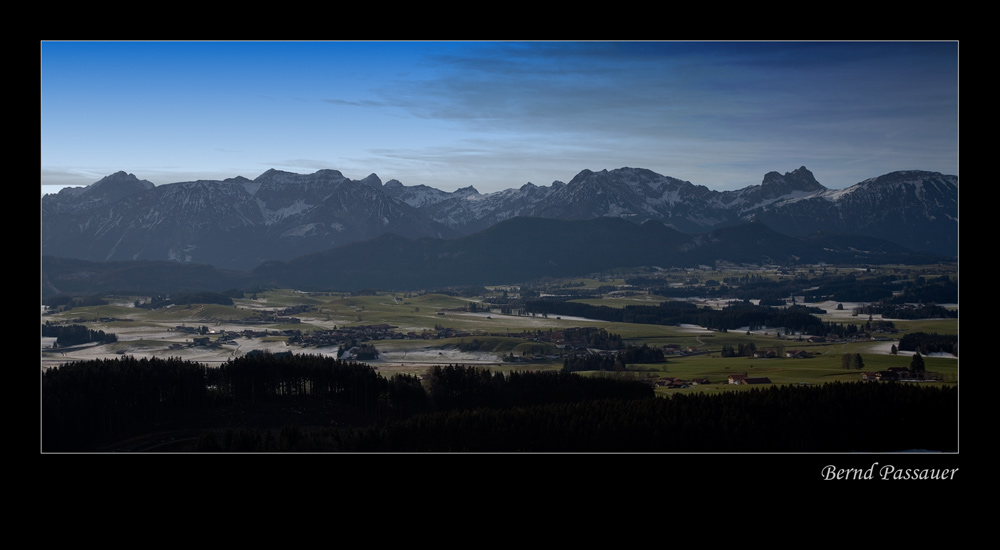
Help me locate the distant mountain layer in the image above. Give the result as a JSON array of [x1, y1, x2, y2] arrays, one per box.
[[42, 217, 948, 296], [41, 169, 457, 272], [250, 217, 947, 291], [42, 166, 958, 274]]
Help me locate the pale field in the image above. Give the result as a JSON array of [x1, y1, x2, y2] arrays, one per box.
[[42, 288, 957, 373], [41, 292, 614, 371]]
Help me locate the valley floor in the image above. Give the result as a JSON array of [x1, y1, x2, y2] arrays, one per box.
[[41, 281, 958, 386], [41, 309, 956, 373]]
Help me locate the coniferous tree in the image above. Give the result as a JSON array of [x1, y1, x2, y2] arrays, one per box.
[[852, 353, 864, 370]]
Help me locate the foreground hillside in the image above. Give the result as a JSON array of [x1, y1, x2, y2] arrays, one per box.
[[42, 355, 957, 453]]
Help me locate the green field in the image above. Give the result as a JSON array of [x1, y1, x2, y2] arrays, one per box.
[[637, 346, 957, 396], [43, 267, 958, 391]]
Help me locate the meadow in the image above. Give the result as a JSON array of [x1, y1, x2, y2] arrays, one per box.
[[42, 266, 958, 394]]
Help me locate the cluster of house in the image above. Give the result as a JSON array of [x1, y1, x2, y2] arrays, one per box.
[[403, 326, 474, 340], [486, 329, 697, 357], [727, 373, 773, 385], [218, 305, 317, 326], [240, 313, 302, 325], [271, 305, 316, 316], [655, 376, 711, 388], [861, 367, 919, 382], [747, 349, 813, 359], [653, 372, 774, 388], [663, 344, 693, 355], [292, 324, 399, 347]]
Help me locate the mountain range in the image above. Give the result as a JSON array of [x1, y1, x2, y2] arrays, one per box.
[[41, 165, 957, 294]]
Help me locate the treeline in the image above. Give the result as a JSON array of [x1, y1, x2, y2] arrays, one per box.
[[625, 272, 956, 308], [854, 303, 957, 320], [887, 275, 957, 304], [819, 320, 893, 339], [42, 295, 109, 310], [337, 382, 957, 452], [720, 342, 758, 358], [454, 338, 493, 352], [192, 365, 655, 452], [42, 353, 409, 451], [801, 273, 957, 306], [45, 353, 957, 452], [42, 323, 117, 347], [713, 302, 827, 333], [526, 299, 828, 334], [562, 327, 624, 350], [336, 341, 379, 360], [42, 354, 650, 452], [799, 274, 895, 302], [899, 332, 958, 356], [526, 298, 697, 325], [43, 356, 211, 451], [423, 365, 652, 411], [562, 344, 666, 372], [627, 274, 797, 303], [134, 291, 236, 309], [208, 353, 396, 414]]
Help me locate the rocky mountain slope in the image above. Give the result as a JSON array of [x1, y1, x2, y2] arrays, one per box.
[[42, 165, 958, 272], [383, 166, 957, 257], [42, 169, 457, 271]]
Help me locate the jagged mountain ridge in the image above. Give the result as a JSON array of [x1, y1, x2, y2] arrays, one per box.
[[747, 170, 960, 257], [42, 169, 459, 270], [41, 165, 958, 271], [387, 165, 957, 255], [42, 171, 156, 216]]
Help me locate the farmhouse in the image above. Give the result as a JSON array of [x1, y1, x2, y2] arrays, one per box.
[[728, 372, 771, 385], [662, 344, 684, 355], [871, 367, 918, 382], [655, 377, 689, 388], [887, 367, 913, 378]]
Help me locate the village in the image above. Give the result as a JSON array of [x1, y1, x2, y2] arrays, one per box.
[[43, 279, 956, 395], [149, 298, 937, 389]]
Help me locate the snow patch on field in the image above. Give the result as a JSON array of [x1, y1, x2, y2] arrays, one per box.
[[372, 348, 502, 366]]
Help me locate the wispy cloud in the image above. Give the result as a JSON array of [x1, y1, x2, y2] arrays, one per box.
[[42, 41, 957, 194]]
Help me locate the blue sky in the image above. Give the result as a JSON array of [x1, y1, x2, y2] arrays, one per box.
[[41, 41, 958, 196]]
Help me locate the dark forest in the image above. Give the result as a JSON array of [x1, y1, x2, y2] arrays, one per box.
[[42, 353, 957, 453]]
